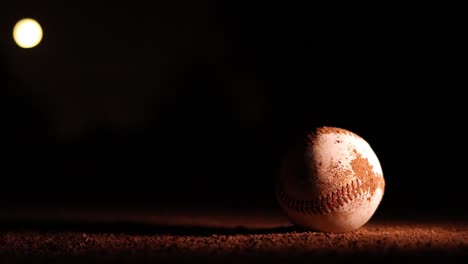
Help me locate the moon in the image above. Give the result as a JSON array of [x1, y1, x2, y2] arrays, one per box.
[[13, 18, 43, 48]]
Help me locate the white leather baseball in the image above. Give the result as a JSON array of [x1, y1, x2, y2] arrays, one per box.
[[275, 126, 385, 233]]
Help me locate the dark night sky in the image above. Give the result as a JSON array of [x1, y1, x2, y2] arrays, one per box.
[[0, 2, 465, 215]]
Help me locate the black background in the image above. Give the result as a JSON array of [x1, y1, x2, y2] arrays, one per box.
[[0, 2, 465, 217]]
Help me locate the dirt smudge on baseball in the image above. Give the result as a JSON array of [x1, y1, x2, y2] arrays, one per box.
[[350, 149, 385, 198]]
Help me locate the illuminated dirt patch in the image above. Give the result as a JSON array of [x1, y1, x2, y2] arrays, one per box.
[[0, 208, 467, 263]]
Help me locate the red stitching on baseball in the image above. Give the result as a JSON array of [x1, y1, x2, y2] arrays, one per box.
[[276, 178, 365, 215]]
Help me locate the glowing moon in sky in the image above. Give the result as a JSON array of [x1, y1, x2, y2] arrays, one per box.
[[13, 18, 43, 48]]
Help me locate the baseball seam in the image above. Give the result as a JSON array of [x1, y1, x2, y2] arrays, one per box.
[[276, 178, 366, 215]]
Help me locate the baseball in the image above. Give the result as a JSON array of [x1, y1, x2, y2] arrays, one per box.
[[275, 126, 385, 233]]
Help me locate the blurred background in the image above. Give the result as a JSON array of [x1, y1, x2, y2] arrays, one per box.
[[0, 2, 464, 216]]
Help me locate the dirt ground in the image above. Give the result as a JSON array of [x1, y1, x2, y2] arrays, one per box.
[[0, 207, 467, 263]]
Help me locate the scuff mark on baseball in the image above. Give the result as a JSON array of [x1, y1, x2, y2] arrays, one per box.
[[275, 126, 385, 233]]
